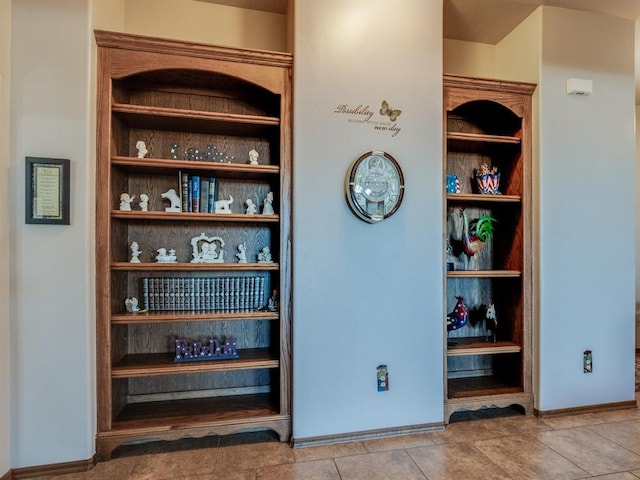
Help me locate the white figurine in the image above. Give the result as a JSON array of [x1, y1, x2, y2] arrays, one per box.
[[190, 233, 225, 263], [136, 140, 148, 158], [119, 193, 135, 211], [262, 191, 275, 215], [248, 149, 260, 165], [130, 241, 142, 263], [125, 297, 141, 313], [156, 247, 177, 263], [161, 188, 181, 212], [245, 199, 257, 215], [139, 193, 149, 211], [236, 243, 247, 263], [257, 246, 273, 263], [214, 195, 234, 214]]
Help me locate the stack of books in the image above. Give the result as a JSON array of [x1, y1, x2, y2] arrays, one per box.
[[180, 172, 218, 213], [141, 276, 266, 312]]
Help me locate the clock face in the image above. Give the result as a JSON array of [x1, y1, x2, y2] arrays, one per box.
[[345, 150, 405, 223]]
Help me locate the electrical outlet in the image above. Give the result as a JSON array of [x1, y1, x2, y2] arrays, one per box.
[[377, 365, 389, 391], [583, 350, 593, 373]]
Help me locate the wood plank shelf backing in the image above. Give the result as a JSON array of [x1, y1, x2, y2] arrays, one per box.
[[443, 74, 536, 423], [95, 29, 292, 460]]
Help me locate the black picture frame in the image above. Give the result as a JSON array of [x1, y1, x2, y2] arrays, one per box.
[[25, 157, 70, 225]]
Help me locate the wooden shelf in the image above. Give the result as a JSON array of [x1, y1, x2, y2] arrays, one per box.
[[111, 310, 279, 324], [447, 337, 521, 356], [447, 132, 521, 144], [111, 261, 279, 271], [111, 211, 279, 223], [446, 193, 521, 204], [112, 156, 280, 178], [447, 376, 522, 398], [447, 270, 521, 278], [112, 348, 278, 378], [111, 392, 280, 429], [112, 103, 280, 136]]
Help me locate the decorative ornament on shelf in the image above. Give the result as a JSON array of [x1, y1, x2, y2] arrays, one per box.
[[446, 296, 469, 346], [446, 174, 461, 193], [119, 193, 135, 211], [446, 243, 455, 271], [135, 140, 148, 158], [245, 198, 257, 215], [214, 195, 234, 214], [248, 148, 260, 165], [190, 233, 225, 263], [460, 208, 496, 257], [257, 246, 273, 263], [138, 193, 149, 211], [155, 247, 177, 263], [262, 191, 275, 215], [236, 243, 247, 263], [161, 188, 181, 212], [475, 163, 501, 194], [130, 241, 142, 263], [174, 336, 239, 362], [170, 143, 180, 160], [125, 297, 142, 313], [485, 300, 497, 343]]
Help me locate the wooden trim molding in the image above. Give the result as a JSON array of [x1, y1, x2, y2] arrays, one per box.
[[11, 456, 95, 480], [535, 400, 637, 418], [291, 422, 444, 449], [1, 470, 12, 480]]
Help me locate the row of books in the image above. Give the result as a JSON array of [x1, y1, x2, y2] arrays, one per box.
[[180, 172, 219, 213], [141, 276, 266, 312]]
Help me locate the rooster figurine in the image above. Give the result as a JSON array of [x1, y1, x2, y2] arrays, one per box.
[[485, 300, 497, 343], [460, 208, 496, 257], [447, 296, 469, 346]]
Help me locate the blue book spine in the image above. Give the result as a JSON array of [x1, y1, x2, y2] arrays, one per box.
[[192, 176, 201, 213], [207, 177, 216, 213]]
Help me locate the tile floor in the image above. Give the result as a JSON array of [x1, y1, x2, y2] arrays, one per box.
[[32, 392, 640, 480]]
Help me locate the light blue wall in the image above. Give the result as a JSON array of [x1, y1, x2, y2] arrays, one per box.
[[292, 0, 444, 439], [538, 7, 636, 410]]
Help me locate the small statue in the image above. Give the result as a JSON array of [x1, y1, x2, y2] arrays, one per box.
[[138, 193, 149, 211], [125, 297, 141, 313], [267, 289, 279, 312], [236, 243, 247, 263], [119, 193, 135, 211], [190, 234, 225, 263], [130, 241, 142, 263], [257, 246, 273, 263], [214, 195, 234, 214], [156, 247, 177, 263], [262, 191, 275, 215], [446, 296, 469, 346], [485, 300, 497, 343], [136, 140, 148, 158], [248, 149, 260, 165], [245, 199, 257, 215], [161, 188, 181, 212]]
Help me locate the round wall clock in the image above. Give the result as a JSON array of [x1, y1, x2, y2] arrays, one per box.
[[345, 150, 405, 223]]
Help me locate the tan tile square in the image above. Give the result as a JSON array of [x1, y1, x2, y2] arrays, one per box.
[[430, 420, 498, 444], [193, 471, 256, 480], [536, 426, 640, 475], [216, 440, 294, 471], [589, 407, 640, 424], [88, 456, 138, 479], [541, 413, 606, 430], [363, 433, 436, 452], [294, 442, 367, 462], [335, 450, 427, 480], [587, 421, 640, 455], [483, 415, 553, 436], [474, 434, 589, 480], [408, 442, 511, 480], [632, 470, 640, 478], [587, 474, 640, 480], [257, 459, 340, 480], [129, 449, 218, 479]]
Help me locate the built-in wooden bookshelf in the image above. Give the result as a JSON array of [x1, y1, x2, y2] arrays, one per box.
[[443, 74, 536, 421], [95, 30, 292, 459]]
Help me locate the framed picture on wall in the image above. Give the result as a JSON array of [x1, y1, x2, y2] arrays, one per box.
[[25, 156, 70, 225]]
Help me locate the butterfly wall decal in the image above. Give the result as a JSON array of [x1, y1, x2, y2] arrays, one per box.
[[380, 100, 401, 122]]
